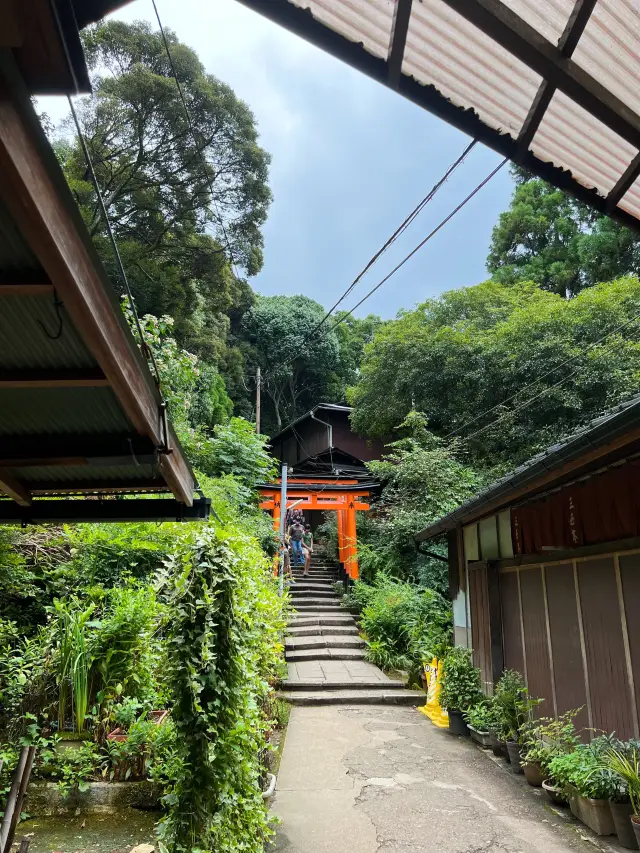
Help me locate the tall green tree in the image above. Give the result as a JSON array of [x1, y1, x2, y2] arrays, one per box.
[[240, 295, 343, 433], [57, 20, 271, 363], [487, 168, 640, 296], [350, 277, 640, 469]]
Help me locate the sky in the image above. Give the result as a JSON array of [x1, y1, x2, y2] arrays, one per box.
[[40, 0, 515, 320]]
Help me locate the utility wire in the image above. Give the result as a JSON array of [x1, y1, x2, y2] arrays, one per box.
[[151, 0, 241, 280], [310, 139, 477, 334], [326, 157, 509, 333], [461, 315, 640, 444], [444, 305, 640, 441]]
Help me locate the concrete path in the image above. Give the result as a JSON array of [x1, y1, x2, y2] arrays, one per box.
[[272, 704, 620, 853], [280, 556, 423, 706]]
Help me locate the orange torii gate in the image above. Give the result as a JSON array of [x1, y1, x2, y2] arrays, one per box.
[[258, 479, 371, 581]]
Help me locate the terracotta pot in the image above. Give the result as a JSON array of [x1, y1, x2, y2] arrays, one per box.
[[542, 779, 568, 806], [610, 801, 638, 849], [506, 741, 524, 773], [570, 792, 615, 836], [523, 761, 544, 787], [447, 709, 470, 737], [632, 816, 640, 848], [149, 709, 169, 726]]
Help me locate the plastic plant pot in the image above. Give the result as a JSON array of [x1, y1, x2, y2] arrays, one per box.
[[523, 761, 544, 787], [468, 725, 492, 748], [610, 801, 638, 850], [632, 816, 640, 849], [447, 709, 469, 737], [506, 741, 524, 773], [542, 779, 568, 806]]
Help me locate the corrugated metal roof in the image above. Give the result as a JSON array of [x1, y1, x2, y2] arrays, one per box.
[[236, 0, 640, 232], [0, 388, 134, 435]]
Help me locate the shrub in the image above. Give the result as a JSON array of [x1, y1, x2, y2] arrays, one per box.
[[492, 669, 542, 743], [439, 647, 483, 712], [156, 522, 285, 853], [354, 575, 451, 681], [549, 742, 619, 800], [464, 702, 496, 732], [520, 709, 581, 773]]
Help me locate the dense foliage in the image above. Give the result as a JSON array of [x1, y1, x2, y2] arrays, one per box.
[[488, 167, 640, 297], [350, 276, 640, 470], [341, 574, 451, 682]]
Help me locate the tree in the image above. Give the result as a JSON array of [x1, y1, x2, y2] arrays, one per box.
[[350, 277, 640, 470], [487, 168, 640, 296], [240, 295, 342, 432], [57, 20, 271, 361]]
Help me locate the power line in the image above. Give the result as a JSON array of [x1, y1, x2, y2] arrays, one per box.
[[151, 0, 241, 280], [309, 139, 477, 334], [444, 304, 640, 441], [326, 157, 508, 333]]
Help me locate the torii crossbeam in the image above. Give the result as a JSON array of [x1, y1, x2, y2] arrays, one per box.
[[258, 478, 371, 581]]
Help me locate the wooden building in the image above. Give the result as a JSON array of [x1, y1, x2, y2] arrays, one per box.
[[418, 395, 640, 739], [270, 403, 385, 471]]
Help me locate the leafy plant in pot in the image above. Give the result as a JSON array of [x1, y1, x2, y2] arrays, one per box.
[[549, 740, 617, 836], [439, 647, 483, 737], [598, 741, 640, 849], [464, 702, 496, 748], [520, 709, 581, 790], [492, 670, 542, 774]]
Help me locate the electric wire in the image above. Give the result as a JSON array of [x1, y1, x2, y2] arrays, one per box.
[[443, 305, 640, 442], [309, 139, 477, 334], [151, 0, 241, 280]]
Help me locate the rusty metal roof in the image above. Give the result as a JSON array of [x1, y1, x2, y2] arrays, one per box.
[[236, 0, 640, 232]]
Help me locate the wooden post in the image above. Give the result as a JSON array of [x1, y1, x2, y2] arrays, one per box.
[[337, 509, 346, 564], [255, 367, 261, 434], [345, 503, 359, 581]]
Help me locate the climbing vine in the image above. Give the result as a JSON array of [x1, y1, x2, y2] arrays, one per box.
[[157, 523, 284, 853]]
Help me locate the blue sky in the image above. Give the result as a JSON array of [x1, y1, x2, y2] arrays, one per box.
[[42, 0, 515, 319]]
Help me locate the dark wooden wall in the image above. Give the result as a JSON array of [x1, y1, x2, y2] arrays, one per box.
[[470, 550, 640, 739], [272, 410, 386, 465]]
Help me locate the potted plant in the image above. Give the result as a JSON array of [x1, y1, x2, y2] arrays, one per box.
[[439, 647, 483, 737], [521, 709, 581, 789], [549, 741, 616, 835], [599, 742, 640, 849], [464, 702, 495, 748], [492, 670, 541, 774]]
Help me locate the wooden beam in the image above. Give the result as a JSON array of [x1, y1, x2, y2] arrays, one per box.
[[0, 54, 194, 505], [607, 151, 640, 212], [486, 560, 505, 687], [0, 369, 109, 388], [517, 0, 598, 157], [0, 283, 54, 296], [0, 433, 155, 460], [0, 453, 157, 468], [387, 0, 413, 88], [439, 0, 640, 151], [0, 469, 31, 505]]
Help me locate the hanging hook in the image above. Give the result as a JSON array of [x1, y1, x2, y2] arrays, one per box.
[[37, 287, 65, 340]]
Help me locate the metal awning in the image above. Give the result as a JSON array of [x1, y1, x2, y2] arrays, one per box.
[[235, 0, 640, 233], [0, 41, 200, 519]]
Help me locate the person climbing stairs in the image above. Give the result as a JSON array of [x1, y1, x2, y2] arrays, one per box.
[[279, 549, 424, 706]]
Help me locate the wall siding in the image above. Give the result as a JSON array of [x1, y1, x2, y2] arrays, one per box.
[[519, 567, 553, 714], [544, 562, 589, 732], [577, 557, 635, 739], [500, 571, 524, 674], [616, 553, 640, 736], [469, 564, 491, 689]]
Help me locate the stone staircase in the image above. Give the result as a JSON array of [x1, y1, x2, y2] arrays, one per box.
[[280, 551, 425, 706]]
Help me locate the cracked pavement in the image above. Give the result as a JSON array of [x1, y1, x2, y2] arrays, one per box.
[[270, 705, 623, 853]]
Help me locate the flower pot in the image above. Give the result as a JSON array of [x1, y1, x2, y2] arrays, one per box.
[[506, 741, 524, 773], [488, 732, 503, 757], [570, 792, 615, 836], [610, 801, 638, 849], [499, 740, 511, 762], [468, 725, 492, 748], [542, 779, 568, 806], [149, 709, 169, 726], [447, 709, 469, 737], [523, 761, 544, 787], [632, 816, 640, 848]]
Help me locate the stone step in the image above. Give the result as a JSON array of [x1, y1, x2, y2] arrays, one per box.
[[292, 597, 342, 607], [288, 616, 355, 627], [285, 648, 366, 662], [285, 635, 365, 650], [291, 583, 336, 591], [287, 625, 359, 637], [292, 604, 344, 613], [281, 679, 407, 691], [291, 584, 340, 602], [279, 689, 425, 706]]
